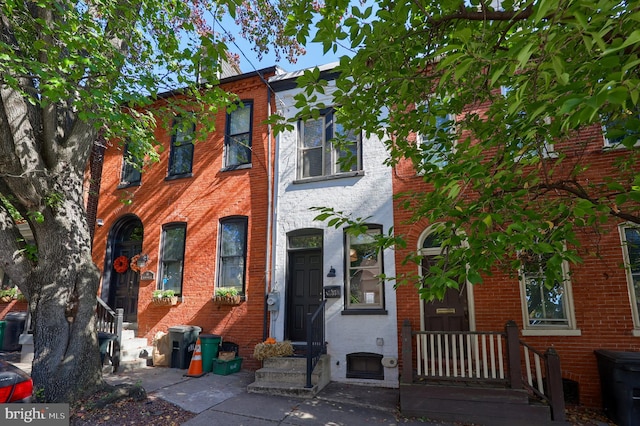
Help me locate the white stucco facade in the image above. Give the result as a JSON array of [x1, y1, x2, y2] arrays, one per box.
[[268, 64, 398, 387]]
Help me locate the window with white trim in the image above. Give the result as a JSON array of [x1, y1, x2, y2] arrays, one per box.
[[518, 250, 577, 331], [159, 223, 186, 296], [621, 226, 640, 329], [501, 86, 555, 159], [345, 225, 384, 310], [602, 107, 640, 148], [217, 217, 248, 295], [298, 108, 361, 179], [416, 100, 455, 170], [224, 102, 253, 168]]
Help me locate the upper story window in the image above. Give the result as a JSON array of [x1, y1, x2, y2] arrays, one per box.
[[298, 108, 362, 180], [602, 107, 640, 148], [518, 249, 578, 334], [159, 223, 187, 296], [217, 217, 248, 295], [620, 226, 640, 331], [119, 143, 141, 187], [168, 116, 194, 178], [416, 100, 455, 170], [224, 102, 253, 169], [501, 86, 554, 159], [345, 225, 384, 311]]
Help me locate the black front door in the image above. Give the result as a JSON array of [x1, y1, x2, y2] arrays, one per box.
[[113, 243, 141, 323], [286, 249, 323, 341], [108, 217, 143, 324]]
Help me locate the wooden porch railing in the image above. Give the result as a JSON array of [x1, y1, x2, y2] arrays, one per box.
[[401, 319, 566, 422], [95, 298, 123, 370]]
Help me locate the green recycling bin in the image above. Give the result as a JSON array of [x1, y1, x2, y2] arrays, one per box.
[[0, 321, 5, 351], [199, 334, 221, 373]]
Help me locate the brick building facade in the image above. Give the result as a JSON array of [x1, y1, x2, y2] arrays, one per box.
[[91, 67, 279, 370], [392, 100, 640, 407]]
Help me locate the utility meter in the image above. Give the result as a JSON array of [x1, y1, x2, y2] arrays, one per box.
[[266, 292, 280, 311]]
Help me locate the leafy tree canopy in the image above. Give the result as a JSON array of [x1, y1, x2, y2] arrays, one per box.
[[277, 0, 640, 298], [0, 0, 299, 403]]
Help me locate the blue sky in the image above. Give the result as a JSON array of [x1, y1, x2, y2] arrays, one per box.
[[216, 17, 349, 74]]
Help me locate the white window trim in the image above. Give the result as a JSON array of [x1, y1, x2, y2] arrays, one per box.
[[602, 124, 640, 149], [345, 225, 384, 310], [415, 97, 457, 173], [518, 250, 580, 335], [619, 224, 640, 333], [500, 86, 555, 159], [297, 108, 362, 180]]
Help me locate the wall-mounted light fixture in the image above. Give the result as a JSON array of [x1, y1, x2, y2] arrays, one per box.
[[136, 254, 149, 268], [327, 266, 336, 278], [96, 219, 104, 226]]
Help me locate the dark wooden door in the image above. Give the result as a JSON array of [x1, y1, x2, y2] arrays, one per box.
[[286, 250, 323, 341], [112, 243, 141, 323], [422, 256, 469, 332]]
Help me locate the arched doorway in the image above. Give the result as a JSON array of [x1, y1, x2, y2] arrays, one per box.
[[107, 215, 143, 324], [419, 227, 472, 332]]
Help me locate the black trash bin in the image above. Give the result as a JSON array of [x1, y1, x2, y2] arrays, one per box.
[[2, 311, 28, 351], [595, 349, 640, 426], [168, 325, 201, 369]]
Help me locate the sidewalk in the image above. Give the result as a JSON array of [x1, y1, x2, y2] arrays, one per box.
[[105, 366, 450, 425], [2, 349, 448, 425]]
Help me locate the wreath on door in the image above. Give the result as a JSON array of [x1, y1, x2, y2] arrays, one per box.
[[113, 256, 129, 273]]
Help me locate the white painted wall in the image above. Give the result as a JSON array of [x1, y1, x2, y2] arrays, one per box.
[[270, 65, 398, 387]]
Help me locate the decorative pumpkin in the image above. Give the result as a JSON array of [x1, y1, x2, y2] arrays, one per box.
[[113, 255, 129, 273], [264, 337, 277, 345]]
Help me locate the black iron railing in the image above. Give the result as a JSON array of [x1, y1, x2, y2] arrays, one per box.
[[305, 300, 327, 388]]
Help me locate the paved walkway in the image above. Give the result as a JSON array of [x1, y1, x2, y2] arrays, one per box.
[[105, 366, 451, 425], [2, 350, 449, 425]]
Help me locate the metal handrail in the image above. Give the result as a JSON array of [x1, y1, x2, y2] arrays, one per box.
[[305, 300, 327, 388]]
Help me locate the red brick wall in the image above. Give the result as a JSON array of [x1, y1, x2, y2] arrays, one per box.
[[393, 121, 640, 407], [92, 72, 276, 370]]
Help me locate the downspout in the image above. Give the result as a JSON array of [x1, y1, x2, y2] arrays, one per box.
[[263, 80, 274, 341]]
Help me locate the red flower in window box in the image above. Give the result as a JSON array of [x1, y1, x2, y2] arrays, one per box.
[[113, 256, 129, 273]]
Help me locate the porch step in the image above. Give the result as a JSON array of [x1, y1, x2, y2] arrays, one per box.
[[400, 382, 555, 426], [101, 330, 153, 374], [248, 354, 330, 398]]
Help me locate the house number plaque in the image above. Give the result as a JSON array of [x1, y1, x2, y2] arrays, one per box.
[[140, 271, 155, 281], [323, 286, 341, 298]]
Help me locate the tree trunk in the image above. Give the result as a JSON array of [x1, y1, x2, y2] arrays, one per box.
[[25, 173, 105, 402]]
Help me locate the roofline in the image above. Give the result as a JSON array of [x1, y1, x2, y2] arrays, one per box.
[[268, 62, 341, 92], [155, 65, 284, 100]]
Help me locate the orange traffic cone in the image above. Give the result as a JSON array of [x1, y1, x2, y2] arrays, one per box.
[[185, 338, 205, 378]]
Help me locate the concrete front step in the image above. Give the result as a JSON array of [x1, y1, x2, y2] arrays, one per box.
[[247, 381, 319, 398], [102, 358, 147, 374], [248, 354, 331, 398], [254, 366, 320, 386]]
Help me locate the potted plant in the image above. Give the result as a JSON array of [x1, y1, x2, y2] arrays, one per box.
[[213, 287, 241, 305], [152, 289, 178, 306], [0, 287, 17, 303]]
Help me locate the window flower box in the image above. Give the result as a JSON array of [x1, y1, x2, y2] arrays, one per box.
[[213, 288, 241, 305], [152, 290, 178, 306], [213, 295, 242, 305]]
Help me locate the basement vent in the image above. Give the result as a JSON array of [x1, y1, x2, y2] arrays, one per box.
[[346, 352, 384, 380]]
